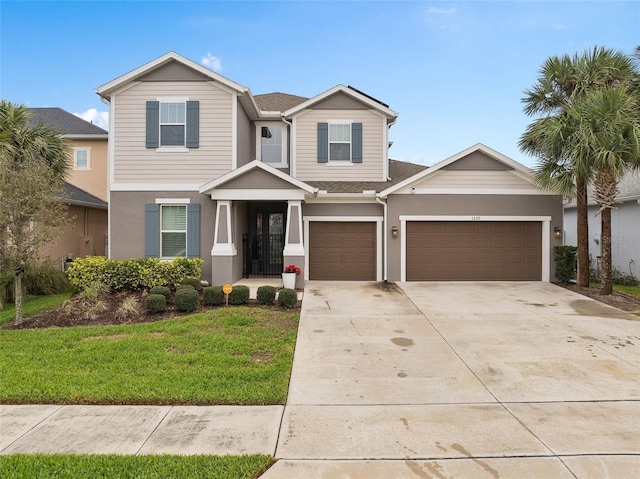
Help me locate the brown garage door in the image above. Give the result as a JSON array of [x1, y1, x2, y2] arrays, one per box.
[[309, 222, 376, 280], [406, 221, 542, 281]]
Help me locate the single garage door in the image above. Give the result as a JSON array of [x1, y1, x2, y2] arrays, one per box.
[[406, 221, 542, 281], [309, 222, 376, 280]]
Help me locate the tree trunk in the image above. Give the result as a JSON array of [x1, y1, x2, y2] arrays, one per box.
[[576, 177, 590, 287], [14, 270, 23, 326], [600, 207, 613, 295]]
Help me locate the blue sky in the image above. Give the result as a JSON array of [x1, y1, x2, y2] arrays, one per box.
[[1, 1, 638, 167]]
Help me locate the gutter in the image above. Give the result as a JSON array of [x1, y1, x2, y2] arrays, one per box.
[[375, 194, 388, 282]]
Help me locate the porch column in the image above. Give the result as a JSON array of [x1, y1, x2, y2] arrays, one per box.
[[283, 200, 305, 288], [211, 200, 236, 285]]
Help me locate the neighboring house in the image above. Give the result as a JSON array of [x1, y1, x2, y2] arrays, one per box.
[[564, 170, 640, 279], [96, 52, 563, 287], [28, 108, 109, 263]]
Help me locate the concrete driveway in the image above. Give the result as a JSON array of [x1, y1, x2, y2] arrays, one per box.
[[264, 281, 640, 478]]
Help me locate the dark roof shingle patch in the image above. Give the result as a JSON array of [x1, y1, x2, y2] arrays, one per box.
[[254, 92, 309, 112], [63, 182, 108, 209], [306, 159, 428, 193], [28, 108, 108, 136]]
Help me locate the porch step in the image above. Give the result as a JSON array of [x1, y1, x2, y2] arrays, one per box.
[[233, 278, 304, 301]]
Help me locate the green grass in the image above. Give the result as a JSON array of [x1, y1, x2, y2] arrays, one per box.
[[0, 454, 273, 479], [0, 292, 72, 327], [1, 307, 298, 405], [614, 284, 640, 300]]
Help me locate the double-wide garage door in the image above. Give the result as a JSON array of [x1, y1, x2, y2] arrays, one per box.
[[309, 222, 376, 280], [406, 221, 542, 281]]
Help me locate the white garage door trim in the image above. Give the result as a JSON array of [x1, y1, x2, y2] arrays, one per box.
[[304, 216, 383, 282], [399, 215, 551, 282]]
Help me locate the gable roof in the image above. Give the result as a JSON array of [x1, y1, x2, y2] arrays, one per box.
[[379, 143, 537, 197], [283, 84, 398, 120], [254, 92, 309, 113], [95, 51, 261, 119], [199, 160, 317, 195], [63, 182, 108, 209], [28, 108, 107, 138]]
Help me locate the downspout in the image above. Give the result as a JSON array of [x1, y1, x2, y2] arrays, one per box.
[[376, 195, 388, 282], [281, 115, 294, 177]]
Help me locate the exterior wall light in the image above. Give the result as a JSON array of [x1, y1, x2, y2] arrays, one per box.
[[554, 227, 562, 239], [391, 226, 399, 238]]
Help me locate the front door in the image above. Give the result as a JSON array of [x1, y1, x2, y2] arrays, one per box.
[[244, 203, 286, 277]]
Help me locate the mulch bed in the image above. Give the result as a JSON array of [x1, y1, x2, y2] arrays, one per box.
[[7, 290, 301, 330], [557, 283, 640, 315]]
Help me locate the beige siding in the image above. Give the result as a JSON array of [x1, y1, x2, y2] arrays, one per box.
[[407, 170, 540, 193], [113, 82, 234, 185], [295, 109, 385, 182]]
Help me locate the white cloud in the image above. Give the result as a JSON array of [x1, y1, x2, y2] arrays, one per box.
[[202, 53, 222, 72], [426, 7, 456, 15], [75, 109, 109, 130]]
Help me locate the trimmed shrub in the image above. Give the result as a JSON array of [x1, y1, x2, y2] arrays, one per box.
[[175, 288, 200, 312], [256, 285, 276, 305], [203, 286, 224, 306], [180, 277, 202, 291], [149, 286, 171, 302], [146, 294, 167, 313], [67, 257, 203, 291], [278, 288, 298, 309], [554, 245, 577, 283], [228, 285, 250, 305], [176, 284, 195, 292]]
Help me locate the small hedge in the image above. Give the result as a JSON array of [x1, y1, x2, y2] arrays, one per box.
[[175, 288, 200, 312], [228, 285, 250, 305], [149, 286, 171, 302], [203, 286, 224, 306], [257, 285, 276, 305], [146, 294, 167, 313], [176, 284, 195, 292], [554, 245, 577, 283], [278, 288, 298, 309], [180, 277, 202, 291], [67, 257, 203, 291]]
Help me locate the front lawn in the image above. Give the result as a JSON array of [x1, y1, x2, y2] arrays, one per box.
[[0, 292, 72, 327], [0, 307, 298, 405], [0, 454, 272, 479]]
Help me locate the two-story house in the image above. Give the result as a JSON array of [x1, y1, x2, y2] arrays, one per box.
[[97, 52, 563, 287], [28, 108, 109, 264]]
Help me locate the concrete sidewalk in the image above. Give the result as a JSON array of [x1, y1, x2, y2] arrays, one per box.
[[1, 405, 283, 456]]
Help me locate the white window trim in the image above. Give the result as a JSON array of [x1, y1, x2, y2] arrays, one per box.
[[157, 96, 189, 150], [398, 215, 551, 282], [160, 203, 188, 260], [256, 122, 288, 167], [73, 147, 91, 170], [327, 120, 353, 163]]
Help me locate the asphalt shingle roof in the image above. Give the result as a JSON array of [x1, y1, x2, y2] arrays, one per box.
[[306, 159, 428, 193], [63, 182, 108, 209], [28, 108, 108, 136], [253, 92, 309, 112]]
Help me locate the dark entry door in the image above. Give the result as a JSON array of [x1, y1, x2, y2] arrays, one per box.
[[244, 203, 286, 277]]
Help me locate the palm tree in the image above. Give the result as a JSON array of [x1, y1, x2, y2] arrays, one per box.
[[520, 47, 636, 287], [0, 101, 70, 324], [571, 85, 640, 294]]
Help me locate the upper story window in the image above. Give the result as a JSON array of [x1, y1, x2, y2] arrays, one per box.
[[74, 148, 90, 169], [256, 123, 287, 166], [317, 122, 362, 164], [146, 100, 199, 150], [160, 102, 186, 146], [329, 124, 351, 161]]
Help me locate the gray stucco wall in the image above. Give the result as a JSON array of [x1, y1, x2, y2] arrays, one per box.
[[302, 202, 383, 217], [564, 200, 640, 279], [386, 194, 564, 282], [110, 191, 217, 282]]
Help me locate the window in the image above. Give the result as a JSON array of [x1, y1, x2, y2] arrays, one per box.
[[329, 123, 351, 161], [161, 205, 187, 257], [160, 102, 186, 146], [256, 123, 286, 165], [74, 148, 90, 169]]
